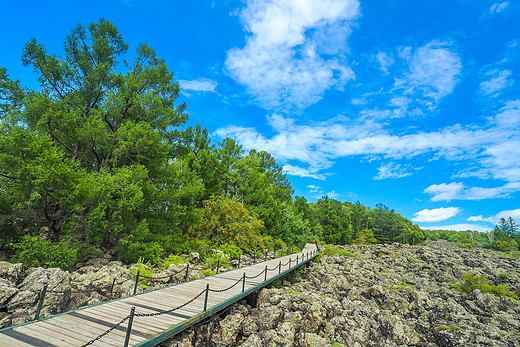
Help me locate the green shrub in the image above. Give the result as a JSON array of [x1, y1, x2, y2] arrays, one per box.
[[493, 240, 510, 252], [451, 273, 518, 300], [458, 238, 474, 249], [117, 240, 163, 265], [205, 253, 230, 270], [13, 235, 79, 271], [162, 254, 185, 270], [218, 243, 243, 259], [171, 238, 210, 261], [129, 258, 154, 287]]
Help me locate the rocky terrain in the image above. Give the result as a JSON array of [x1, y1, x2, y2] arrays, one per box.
[[162, 241, 520, 346]]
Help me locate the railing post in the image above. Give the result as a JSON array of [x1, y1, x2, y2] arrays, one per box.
[[123, 306, 135, 347], [296, 255, 299, 265], [184, 263, 190, 282], [204, 284, 209, 311], [34, 284, 48, 321], [216, 259, 220, 274], [133, 270, 140, 295], [289, 258, 292, 268], [264, 265, 268, 281], [238, 255, 241, 268], [278, 261, 281, 274], [110, 278, 116, 297], [242, 272, 246, 292]]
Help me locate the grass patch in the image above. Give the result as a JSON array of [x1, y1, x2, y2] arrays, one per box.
[[200, 269, 216, 276], [321, 246, 359, 258], [387, 281, 417, 292], [451, 273, 518, 300], [439, 324, 462, 332]]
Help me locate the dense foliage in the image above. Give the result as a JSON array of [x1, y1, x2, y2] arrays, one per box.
[[1, 20, 429, 270]]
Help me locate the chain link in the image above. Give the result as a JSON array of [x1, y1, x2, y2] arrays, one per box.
[[245, 268, 266, 279], [208, 277, 242, 293], [80, 314, 130, 347], [134, 288, 206, 318]]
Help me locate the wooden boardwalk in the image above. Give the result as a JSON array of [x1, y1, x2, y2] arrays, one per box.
[[0, 244, 318, 346]]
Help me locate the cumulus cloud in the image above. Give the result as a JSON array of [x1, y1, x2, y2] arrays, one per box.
[[479, 69, 514, 96], [424, 182, 520, 201], [412, 207, 461, 222], [225, 0, 360, 110], [467, 215, 493, 223], [178, 78, 218, 94], [424, 183, 464, 202], [468, 209, 520, 224]]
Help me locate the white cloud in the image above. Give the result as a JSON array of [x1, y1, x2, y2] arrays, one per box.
[[424, 182, 520, 201], [178, 78, 218, 93], [468, 209, 520, 224], [490, 2, 509, 14], [360, 41, 462, 121], [225, 0, 360, 110], [307, 184, 324, 197], [479, 69, 514, 96], [424, 183, 464, 202], [394, 41, 462, 108], [326, 190, 340, 199], [283, 164, 326, 180], [495, 208, 520, 221], [421, 223, 492, 233], [467, 215, 494, 223], [374, 163, 412, 180], [412, 207, 461, 222], [216, 99, 520, 182], [375, 52, 394, 74]]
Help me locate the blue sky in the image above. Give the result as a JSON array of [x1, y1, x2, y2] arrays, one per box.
[[1, 0, 519, 232]]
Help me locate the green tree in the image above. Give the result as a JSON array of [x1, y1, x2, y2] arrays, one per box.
[[280, 202, 312, 247], [194, 195, 265, 253], [0, 19, 187, 255]]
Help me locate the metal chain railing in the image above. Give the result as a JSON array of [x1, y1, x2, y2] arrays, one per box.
[[134, 288, 207, 318]]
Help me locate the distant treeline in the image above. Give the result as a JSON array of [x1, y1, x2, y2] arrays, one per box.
[[1, 19, 425, 270], [424, 217, 519, 253]]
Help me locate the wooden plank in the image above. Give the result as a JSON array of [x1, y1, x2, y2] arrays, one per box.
[[77, 306, 164, 334], [86, 305, 172, 333], [45, 313, 131, 346], [36, 320, 116, 347], [0, 331, 41, 347], [14, 324, 85, 347]]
